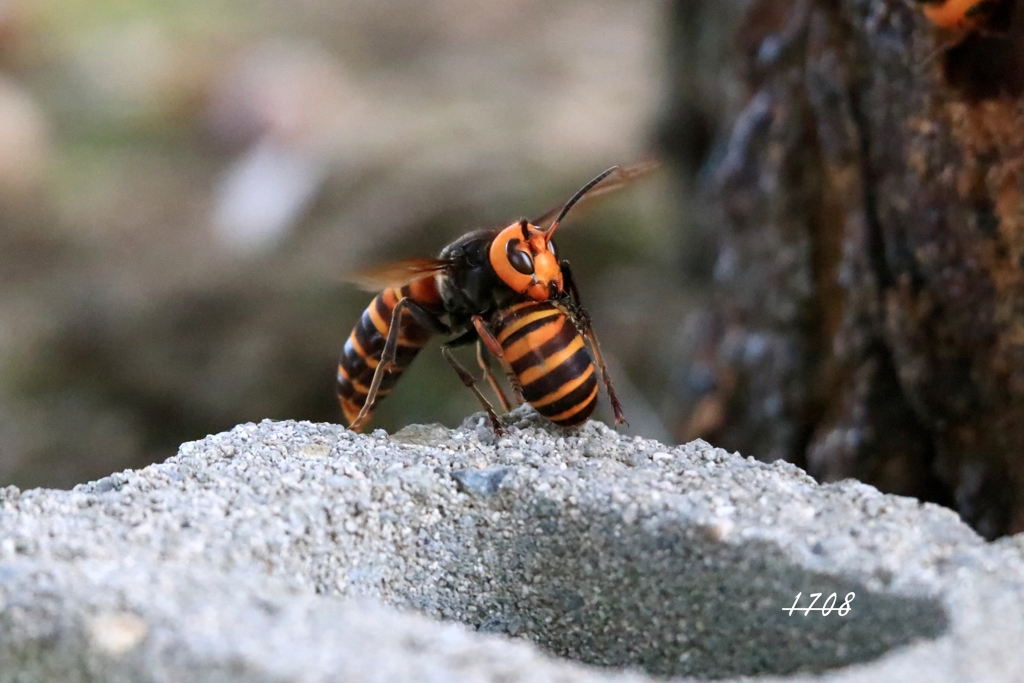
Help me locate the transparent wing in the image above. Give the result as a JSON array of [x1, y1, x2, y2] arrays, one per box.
[[531, 159, 662, 229], [343, 257, 450, 292]]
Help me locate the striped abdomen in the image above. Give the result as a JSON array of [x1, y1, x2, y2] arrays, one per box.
[[491, 301, 598, 427], [337, 279, 442, 429]]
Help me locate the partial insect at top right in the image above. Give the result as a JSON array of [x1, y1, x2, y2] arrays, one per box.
[[336, 161, 659, 434], [914, 0, 1001, 30]]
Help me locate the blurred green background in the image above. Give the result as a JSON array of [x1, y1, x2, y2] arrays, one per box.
[[0, 0, 708, 489]]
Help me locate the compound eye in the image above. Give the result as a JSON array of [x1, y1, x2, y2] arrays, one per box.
[[506, 239, 535, 275]]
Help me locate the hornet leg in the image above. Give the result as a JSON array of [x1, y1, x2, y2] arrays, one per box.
[[472, 315, 525, 404], [476, 340, 512, 412], [349, 297, 447, 432], [442, 346, 504, 434], [561, 261, 627, 426]]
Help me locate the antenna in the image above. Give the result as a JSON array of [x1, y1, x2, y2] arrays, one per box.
[[545, 166, 618, 240]]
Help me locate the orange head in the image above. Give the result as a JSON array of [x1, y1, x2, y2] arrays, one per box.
[[489, 219, 563, 301], [488, 166, 619, 301]]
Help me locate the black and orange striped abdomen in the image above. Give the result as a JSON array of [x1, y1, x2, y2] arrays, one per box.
[[337, 278, 442, 429], [492, 301, 598, 427]]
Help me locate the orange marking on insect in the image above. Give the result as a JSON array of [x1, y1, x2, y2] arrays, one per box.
[[488, 222, 564, 301], [347, 331, 379, 368], [527, 233, 562, 299], [920, 0, 991, 29], [504, 301, 538, 315], [489, 223, 535, 295], [531, 365, 595, 408], [495, 307, 562, 345], [367, 297, 391, 337], [340, 399, 361, 425], [397, 336, 424, 348], [503, 319, 564, 364], [546, 383, 599, 423], [519, 336, 585, 385], [343, 374, 372, 394], [408, 276, 443, 306]]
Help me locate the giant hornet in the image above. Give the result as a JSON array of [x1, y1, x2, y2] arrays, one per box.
[[337, 162, 657, 433]]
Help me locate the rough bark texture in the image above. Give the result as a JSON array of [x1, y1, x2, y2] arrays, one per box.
[[669, 0, 1024, 538]]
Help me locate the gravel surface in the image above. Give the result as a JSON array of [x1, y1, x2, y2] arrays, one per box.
[[1, 406, 1022, 682]]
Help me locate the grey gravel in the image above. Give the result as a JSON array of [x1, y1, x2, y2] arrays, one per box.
[[450, 466, 512, 496], [1, 405, 1023, 682]]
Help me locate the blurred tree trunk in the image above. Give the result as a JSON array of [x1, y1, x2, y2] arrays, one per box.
[[667, 0, 1024, 538]]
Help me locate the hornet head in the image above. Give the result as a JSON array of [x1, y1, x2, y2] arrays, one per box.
[[488, 166, 617, 301]]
